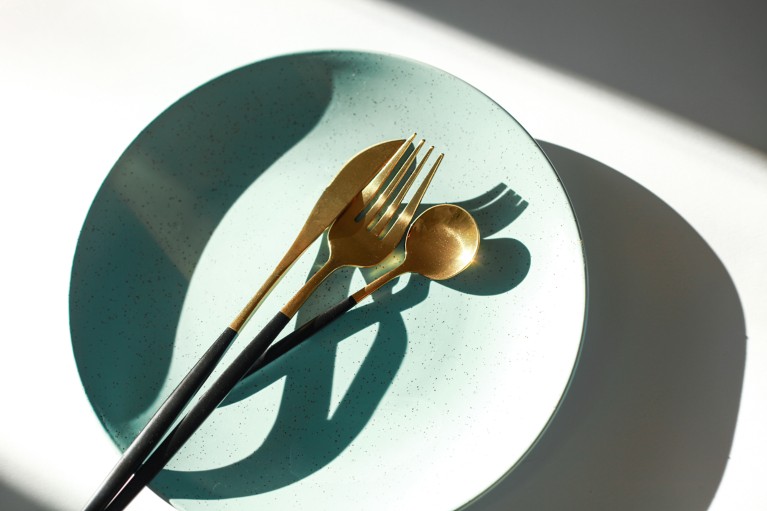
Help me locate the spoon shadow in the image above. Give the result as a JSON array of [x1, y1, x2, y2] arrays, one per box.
[[447, 185, 530, 296]]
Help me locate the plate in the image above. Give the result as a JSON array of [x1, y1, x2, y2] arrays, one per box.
[[70, 51, 585, 510]]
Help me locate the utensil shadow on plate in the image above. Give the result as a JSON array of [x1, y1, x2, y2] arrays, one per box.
[[463, 142, 746, 511], [153, 184, 531, 501], [69, 58, 335, 433]]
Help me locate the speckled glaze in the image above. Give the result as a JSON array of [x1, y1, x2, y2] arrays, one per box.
[[70, 51, 586, 510]]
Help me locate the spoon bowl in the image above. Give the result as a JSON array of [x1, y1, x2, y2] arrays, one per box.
[[401, 204, 480, 281]]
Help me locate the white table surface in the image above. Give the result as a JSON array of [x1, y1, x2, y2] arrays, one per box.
[[1, 1, 765, 510]]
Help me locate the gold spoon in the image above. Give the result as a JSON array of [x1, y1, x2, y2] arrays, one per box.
[[248, 203, 481, 373], [99, 204, 479, 511]]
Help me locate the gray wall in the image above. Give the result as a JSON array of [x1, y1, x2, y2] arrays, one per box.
[[388, 0, 767, 152]]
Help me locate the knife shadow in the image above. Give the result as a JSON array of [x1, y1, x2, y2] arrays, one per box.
[[153, 183, 531, 500]]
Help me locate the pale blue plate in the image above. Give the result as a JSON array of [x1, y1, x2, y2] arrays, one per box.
[[70, 51, 585, 510]]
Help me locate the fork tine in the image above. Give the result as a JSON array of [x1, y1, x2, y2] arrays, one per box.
[[362, 139, 425, 225], [378, 152, 443, 241], [360, 133, 417, 207], [370, 145, 433, 235]]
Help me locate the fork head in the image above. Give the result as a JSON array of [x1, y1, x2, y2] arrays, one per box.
[[327, 135, 443, 267]]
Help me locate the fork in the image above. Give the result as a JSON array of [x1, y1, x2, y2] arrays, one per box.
[[100, 140, 444, 510], [281, 139, 440, 318]]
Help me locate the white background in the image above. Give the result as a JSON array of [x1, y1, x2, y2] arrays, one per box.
[[1, 1, 765, 510]]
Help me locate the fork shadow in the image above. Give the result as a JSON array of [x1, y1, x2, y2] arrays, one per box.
[[152, 183, 531, 500]]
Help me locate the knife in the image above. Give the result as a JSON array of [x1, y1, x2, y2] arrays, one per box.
[[82, 135, 412, 511]]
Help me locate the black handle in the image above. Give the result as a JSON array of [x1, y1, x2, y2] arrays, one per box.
[[246, 295, 358, 377], [82, 326, 238, 511], [102, 312, 291, 511]]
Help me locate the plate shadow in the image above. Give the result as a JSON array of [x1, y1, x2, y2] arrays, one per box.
[[463, 142, 746, 511]]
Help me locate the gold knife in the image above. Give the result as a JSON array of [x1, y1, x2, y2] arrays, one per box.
[[82, 135, 412, 511]]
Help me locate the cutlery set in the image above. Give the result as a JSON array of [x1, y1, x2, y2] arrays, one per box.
[[82, 134, 480, 511]]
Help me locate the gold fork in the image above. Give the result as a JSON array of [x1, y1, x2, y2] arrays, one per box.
[[282, 138, 442, 318], [99, 139, 444, 511]]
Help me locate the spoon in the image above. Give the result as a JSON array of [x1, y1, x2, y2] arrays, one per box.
[[97, 204, 481, 511], [246, 203, 480, 374]]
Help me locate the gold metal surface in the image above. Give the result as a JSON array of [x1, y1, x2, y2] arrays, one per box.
[[229, 136, 410, 331], [280, 138, 444, 318], [372, 145, 434, 235], [352, 204, 480, 303]]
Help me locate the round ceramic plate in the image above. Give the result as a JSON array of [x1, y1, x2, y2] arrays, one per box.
[[70, 51, 585, 510]]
